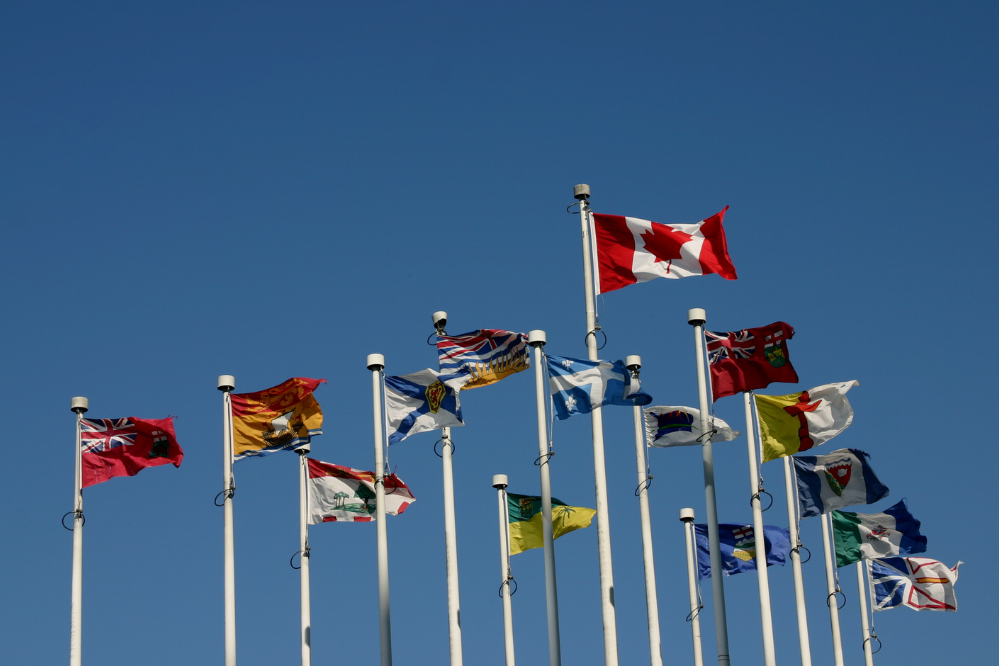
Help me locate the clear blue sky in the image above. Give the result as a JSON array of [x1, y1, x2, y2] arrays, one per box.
[[2, 3, 995, 665]]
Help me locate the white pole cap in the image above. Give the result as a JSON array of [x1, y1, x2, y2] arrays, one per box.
[[217, 375, 235, 392], [625, 354, 642, 370], [367, 354, 385, 371], [527, 330, 546, 347], [687, 308, 706, 326], [492, 474, 508, 489], [70, 396, 89, 413], [432, 311, 448, 329], [679, 507, 695, 522], [294, 442, 311, 455], [573, 184, 591, 200]]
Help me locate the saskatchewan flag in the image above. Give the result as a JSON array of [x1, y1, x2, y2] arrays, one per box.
[[507, 492, 596, 555]]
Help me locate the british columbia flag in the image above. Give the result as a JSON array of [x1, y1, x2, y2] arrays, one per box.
[[81, 418, 138, 453], [705, 329, 755, 365], [436, 329, 530, 388]]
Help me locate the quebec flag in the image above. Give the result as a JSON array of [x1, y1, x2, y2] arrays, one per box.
[[385, 369, 471, 445], [546, 355, 652, 420]]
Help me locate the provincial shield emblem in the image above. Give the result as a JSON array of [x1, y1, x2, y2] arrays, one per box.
[[824, 458, 853, 496], [764, 342, 787, 368], [425, 380, 447, 414]]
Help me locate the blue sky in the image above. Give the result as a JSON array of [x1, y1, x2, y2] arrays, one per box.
[[2, 3, 996, 665]]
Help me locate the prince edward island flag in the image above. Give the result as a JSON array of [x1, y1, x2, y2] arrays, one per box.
[[546, 355, 651, 420]]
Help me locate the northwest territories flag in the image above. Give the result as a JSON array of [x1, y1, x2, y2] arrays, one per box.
[[546, 355, 652, 420], [507, 492, 596, 555], [832, 499, 927, 567], [794, 448, 890, 518], [385, 369, 471, 445], [694, 523, 791, 579], [643, 405, 740, 447], [307, 458, 415, 524], [869, 557, 961, 612], [436, 329, 530, 389]]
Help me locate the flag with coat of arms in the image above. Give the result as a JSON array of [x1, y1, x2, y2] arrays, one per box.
[[546, 355, 651, 420], [643, 405, 740, 447], [385, 369, 471, 445], [694, 523, 791, 579], [794, 448, 890, 518], [436, 329, 530, 389], [81, 416, 183, 487]]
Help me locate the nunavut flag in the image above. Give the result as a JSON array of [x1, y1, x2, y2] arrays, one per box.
[[81, 417, 183, 487], [755, 380, 859, 462], [231, 378, 325, 460]]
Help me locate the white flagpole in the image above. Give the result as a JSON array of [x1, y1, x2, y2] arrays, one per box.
[[367, 354, 393, 666], [687, 308, 730, 666], [742, 392, 776, 666], [297, 449, 312, 666], [432, 311, 464, 666], [493, 475, 516, 666], [626, 356, 662, 666], [781, 455, 812, 666], [680, 508, 704, 666], [573, 184, 619, 666], [69, 396, 88, 666], [218, 375, 237, 666], [820, 512, 845, 666], [856, 562, 874, 666], [528, 330, 562, 666]]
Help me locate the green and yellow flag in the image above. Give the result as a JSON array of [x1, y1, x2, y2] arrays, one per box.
[[507, 492, 596, 555]]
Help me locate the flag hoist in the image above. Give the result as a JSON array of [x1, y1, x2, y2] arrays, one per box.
[[527, 330, 562, 666], [679, 508, 704, 666], [217, 375, 237, 666], [687, 308, 730, 666], [367, 354, 394, 666], [493, 475, 516, 666], [295, 446, 312, 666], [625, 356, 663, 666], [573, 184, 620, 666], [69, 396, 88, 666]]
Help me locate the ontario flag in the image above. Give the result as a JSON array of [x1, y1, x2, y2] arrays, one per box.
[[592, 207, 737, 294], [706, 322, 799, 401], [81, 417, 183, 487]]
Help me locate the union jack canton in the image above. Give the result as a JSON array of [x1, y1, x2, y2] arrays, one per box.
[[81, 418, 139, 453]]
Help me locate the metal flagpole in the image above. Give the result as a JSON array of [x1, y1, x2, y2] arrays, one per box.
[[687, 308, 730, 666], [69, 396, 88, 666], [218, 375, 237, 666], [626, 356, 662, 666], [743, 392, 777, 666], [528, 330, 562, 666], [367, 354, 393, 666], [856, 562, 874, 666], [493, 475, 516, 666], [781, 455, 812, 666], [820, 512, 845, 666], [431, 311, 464, 666], [297, 448, 312, 666], [680, 508, 704, 666], [573, 183, 619, 666]]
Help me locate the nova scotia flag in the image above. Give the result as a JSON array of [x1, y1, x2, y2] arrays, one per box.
[[385, 369, 471, 445], [546, 355, 652, 420]]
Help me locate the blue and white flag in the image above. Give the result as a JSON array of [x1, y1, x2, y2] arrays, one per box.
[[385, 369, 471, 445], [869, 556, 961, 612], [832, 499, 928, 567], [643, 405, 741, 447], [546, 355, 652, 420], [794, 448, 890, 518], [436, 329, 530, 389], [694, 523, 791, 579]]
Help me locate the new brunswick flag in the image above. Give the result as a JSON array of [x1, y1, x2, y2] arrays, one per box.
[[507, 492, 596, 555], [231, 378, 325, 460]]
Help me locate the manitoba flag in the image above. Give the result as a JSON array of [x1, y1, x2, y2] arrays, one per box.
[[81, 417, 183, 487], [592, 207, 737, 294]]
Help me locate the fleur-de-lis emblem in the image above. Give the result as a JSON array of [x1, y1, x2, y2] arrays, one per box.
[[561, 359, 574, 369], [564, 395, 577, 411]]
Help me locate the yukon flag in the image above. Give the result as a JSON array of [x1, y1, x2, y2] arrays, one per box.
[[592, 207, 737, 294], [307, 458, 415, 523]]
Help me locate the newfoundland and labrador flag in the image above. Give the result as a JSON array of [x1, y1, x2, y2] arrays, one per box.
[[385, 369, 471, 445], [592, 207, 737, 294], [794, 448, 890, 518], [756, 380, 859, 462], [706, 322, 799, 401], [694, 523, 791, 579], [507, 492, 596, 555], [869, 557, 961, 612], [832, 499, 927, 567], [643, 405, 740, 447], [231, 378, 326, 460], [436, 329, 530, 389], [81, 417, 183, 487], [546, 355, 652, 420], [307, 458, 415, 524]]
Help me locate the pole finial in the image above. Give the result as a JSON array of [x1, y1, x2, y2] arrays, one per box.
[[492, 474, 509, 489], [217, 375, 235, 392], [70, 396, 89, 414], [573, 184, 591, 201], [687, 308, 706, 326], [367, 353, 385, 371], [625, 354, 642, 371], [432, 311, 448, 336], [527, 330, 547, 347], [679, 507, 695, 522]]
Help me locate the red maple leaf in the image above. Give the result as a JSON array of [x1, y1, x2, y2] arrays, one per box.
[[640, 223, 693, 273]]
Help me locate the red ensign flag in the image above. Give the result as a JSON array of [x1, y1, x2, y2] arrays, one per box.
[[81, 417, 183, 487]]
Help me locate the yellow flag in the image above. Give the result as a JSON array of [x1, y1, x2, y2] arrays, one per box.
[[755, 380, 859, 462], [231, 377, 326, 460], [507, 492, 596, 555]]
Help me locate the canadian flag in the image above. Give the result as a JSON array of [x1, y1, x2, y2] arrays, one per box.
[[592, 207, 737, 294]]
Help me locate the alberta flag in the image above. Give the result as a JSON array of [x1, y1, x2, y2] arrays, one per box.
[[794, 448, 890, 518], [694, 523, 791, 579], [546, 355, 652, 420], [870, 557, 961, 612], [385, 369, 471, 445], [643, 405, 740, 447], [832, 500, 928, 567]]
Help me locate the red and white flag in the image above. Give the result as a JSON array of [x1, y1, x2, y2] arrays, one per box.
[[592, 207, 737, 294]]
